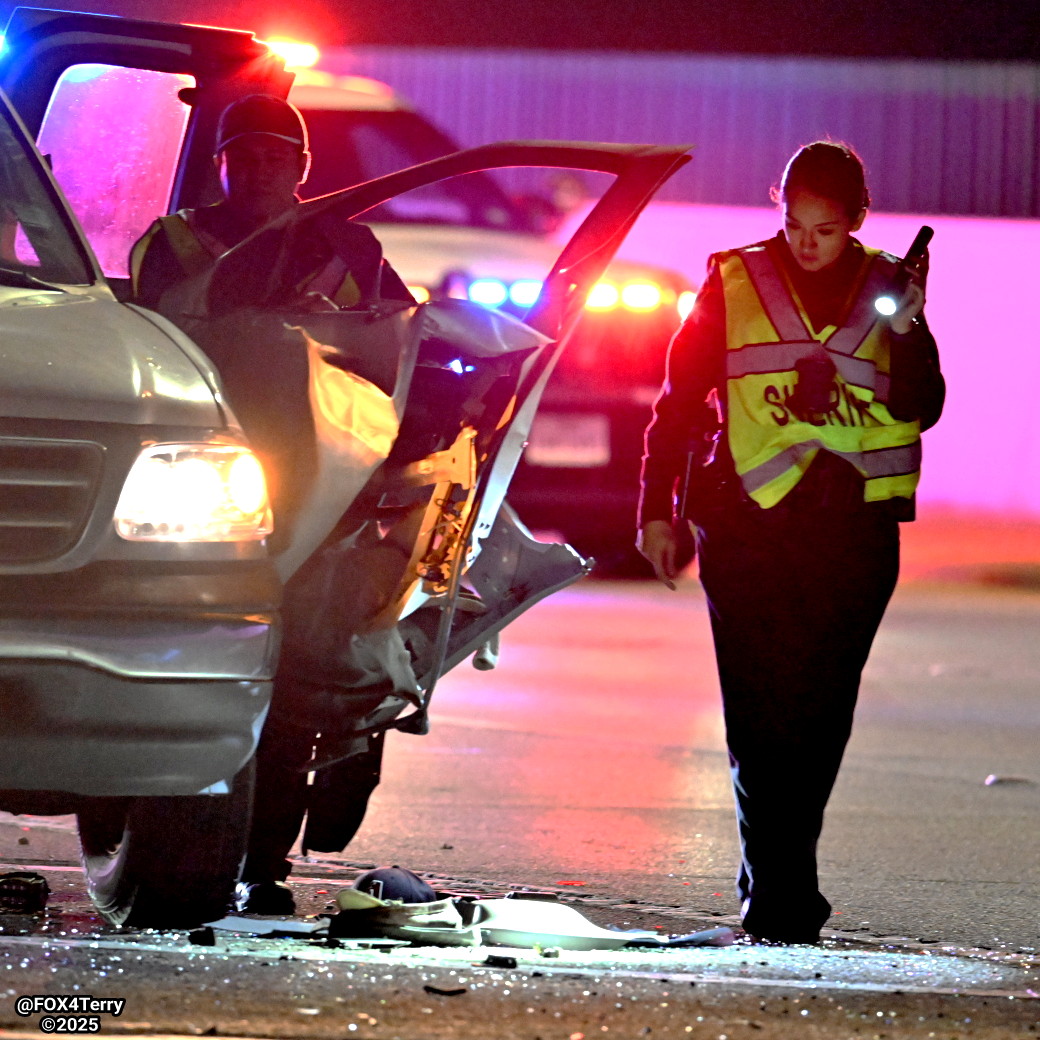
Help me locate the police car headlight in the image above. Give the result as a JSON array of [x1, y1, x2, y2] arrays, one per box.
[[586, 281, 621, 310], [620, 282, 663, 311], [114, 443, 273, 542]]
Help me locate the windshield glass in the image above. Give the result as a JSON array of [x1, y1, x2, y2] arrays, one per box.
[[0, 103, 92, 285], [297, 108, 541, 233]]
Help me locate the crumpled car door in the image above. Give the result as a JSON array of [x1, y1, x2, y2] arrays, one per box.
[[187, 140, 690, 753], [205, 141, 690, 561]]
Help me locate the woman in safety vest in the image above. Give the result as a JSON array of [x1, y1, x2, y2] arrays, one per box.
[[638, 141, 945, 945]]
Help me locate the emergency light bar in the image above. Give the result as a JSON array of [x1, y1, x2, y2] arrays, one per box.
[[263, 38, 319, 68]]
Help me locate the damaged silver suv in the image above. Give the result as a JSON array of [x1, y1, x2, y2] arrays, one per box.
[[0, 7, 689, 928]]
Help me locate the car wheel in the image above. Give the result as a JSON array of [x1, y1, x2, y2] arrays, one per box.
[[77, 759, 255, 929]]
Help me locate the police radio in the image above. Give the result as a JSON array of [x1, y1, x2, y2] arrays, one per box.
[[875, 225, 933, 316]]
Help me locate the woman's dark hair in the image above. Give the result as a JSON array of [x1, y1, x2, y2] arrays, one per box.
[[770, 141, 871, 219]]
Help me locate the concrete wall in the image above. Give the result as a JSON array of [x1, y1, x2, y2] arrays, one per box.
[[324, 46, 1040, 218]]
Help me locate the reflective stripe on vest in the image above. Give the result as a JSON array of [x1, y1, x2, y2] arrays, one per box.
[[741, 439, 922, 496], [297, 254, 362, 308], [162, 211, 227, 278], [739, 243, 896, 401], [129, 210, 230, 302], [721, 240, 920, 508]]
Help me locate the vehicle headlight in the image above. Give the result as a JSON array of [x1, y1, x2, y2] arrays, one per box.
[[114, 443, 273, 542]]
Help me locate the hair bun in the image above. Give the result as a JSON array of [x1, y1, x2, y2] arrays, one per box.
[[774, 140, 870, 218]]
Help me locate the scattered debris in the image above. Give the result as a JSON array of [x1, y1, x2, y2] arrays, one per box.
[[984, 774, 1036, 786], [0, 871, 49, 913], [483, 953, 518, 968], [422, 984, 468, 996], [321, 867, 742, 952], [331, 881, 737, 951], [206, 915, 329, 937]]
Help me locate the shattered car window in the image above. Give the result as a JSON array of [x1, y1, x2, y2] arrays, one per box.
[[36, 64, 193, 278]]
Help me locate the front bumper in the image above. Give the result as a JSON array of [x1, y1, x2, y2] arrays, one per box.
[[0, 565, 281, 798]]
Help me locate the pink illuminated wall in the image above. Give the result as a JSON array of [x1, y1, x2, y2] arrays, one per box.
[[566, 202, 1039, 517]]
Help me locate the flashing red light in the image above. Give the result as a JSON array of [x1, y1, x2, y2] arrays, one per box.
[[263, 38, 320, 68]]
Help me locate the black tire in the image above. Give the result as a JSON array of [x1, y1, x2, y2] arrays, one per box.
[[77, 759, 255, 929]]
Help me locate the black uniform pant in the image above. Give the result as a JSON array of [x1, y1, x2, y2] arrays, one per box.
[[241, 713, 314, 885], [241, 710, 385, 885], [696, 503, 899, 940]]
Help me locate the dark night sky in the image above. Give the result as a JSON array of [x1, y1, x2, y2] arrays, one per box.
[[1, 0, 1037, 60]]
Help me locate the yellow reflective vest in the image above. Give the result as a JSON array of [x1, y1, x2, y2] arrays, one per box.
[[719, 238, 921, 509], [129, 209, 229, 299], [129, 207, 362, 309]]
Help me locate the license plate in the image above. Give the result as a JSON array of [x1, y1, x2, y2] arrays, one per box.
[[525, 413, 610, 468]]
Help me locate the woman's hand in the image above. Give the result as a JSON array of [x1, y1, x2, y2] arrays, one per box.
[[637, 519, 680, 590], [890, 250, 928, 335], [889, 281, 925, 334]]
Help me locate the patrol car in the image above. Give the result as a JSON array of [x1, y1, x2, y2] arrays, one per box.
[[288, 67, 696, 572]]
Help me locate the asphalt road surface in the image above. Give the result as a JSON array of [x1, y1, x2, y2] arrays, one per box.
[[342, 560, 1040, 954], [0, 510, 1037, 1037]]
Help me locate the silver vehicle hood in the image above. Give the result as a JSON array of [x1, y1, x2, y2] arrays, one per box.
[[0, 286, 224, 426]]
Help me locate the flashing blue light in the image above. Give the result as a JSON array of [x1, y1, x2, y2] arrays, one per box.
[[509, 279, 542, 307], [445, 359, 476, 375], [468, 278, 508, 307]]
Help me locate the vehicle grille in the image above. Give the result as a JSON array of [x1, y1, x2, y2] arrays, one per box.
[[0, 438, 104, 563]]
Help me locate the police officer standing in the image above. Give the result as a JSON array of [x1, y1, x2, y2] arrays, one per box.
[[130, 93, 410, 917], [131, 93, 391, 311], [638, 141, 945, 944]]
